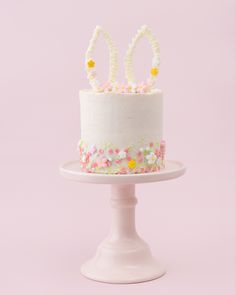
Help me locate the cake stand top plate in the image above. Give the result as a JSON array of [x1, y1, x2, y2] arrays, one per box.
[[60, 160, 185, 184]]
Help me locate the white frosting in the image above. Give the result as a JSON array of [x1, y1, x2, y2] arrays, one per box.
[[79, 89, 163, 148]]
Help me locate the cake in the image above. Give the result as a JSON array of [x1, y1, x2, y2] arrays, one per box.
[[78, 25, 166, 174]]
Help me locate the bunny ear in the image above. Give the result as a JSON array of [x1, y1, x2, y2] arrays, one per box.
[[124, 25, 160, 89], [85, 26, 118, 91]]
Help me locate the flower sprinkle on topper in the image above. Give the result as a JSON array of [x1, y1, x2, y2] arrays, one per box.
[[124, 25, 160, 91], [85, 26, 118, 91]]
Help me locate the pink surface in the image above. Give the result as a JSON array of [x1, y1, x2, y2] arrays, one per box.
[[0, 0, 235, 294]]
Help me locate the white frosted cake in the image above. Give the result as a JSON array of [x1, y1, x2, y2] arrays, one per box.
[[78, 25, 166, 174]]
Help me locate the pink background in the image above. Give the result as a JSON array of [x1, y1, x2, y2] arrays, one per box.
[[0, 0, 236, 294]]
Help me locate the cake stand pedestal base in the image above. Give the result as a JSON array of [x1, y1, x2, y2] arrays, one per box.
[[60, 160, 185, 284], [81, 184, 164, 283]]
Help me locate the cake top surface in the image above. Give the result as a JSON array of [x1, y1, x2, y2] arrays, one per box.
[[79, 88, 162, 96], [84, 25, 160, 94]]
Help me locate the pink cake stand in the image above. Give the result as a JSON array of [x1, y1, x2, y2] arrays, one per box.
[[60, 160, 185, 284]]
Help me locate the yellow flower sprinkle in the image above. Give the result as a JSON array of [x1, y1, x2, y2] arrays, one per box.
[[87, 59, 95, 68], [150, 67, 159, 76], [128, 159, 136, 169]]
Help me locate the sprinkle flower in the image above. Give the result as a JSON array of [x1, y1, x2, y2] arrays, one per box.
[[87, 59, 95, 68], [118, 150, 127, 159], [146, 152, 157, 165], [128, 159, 136, 169]]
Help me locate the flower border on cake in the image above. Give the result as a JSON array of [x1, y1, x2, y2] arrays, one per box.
[[78, 139, 166, 174]]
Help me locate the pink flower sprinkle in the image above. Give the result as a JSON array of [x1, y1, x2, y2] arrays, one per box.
[[99, 149, 104, 154], [101, 82, 112, 92], [115, 148, 120, 154], [120, 167, 127, 174], [137, 151, 142, 157], [85, 154, 90, 163], [142, 84, 150, 93], [150, 142, 154, 147], [108, 149, 113, 154], [127, 156, 131, 161], [115, 159, 121, 164], [117, 84, 124, 93], [160, 141, 166, 158], [101, 158, 111, 167], [124, 148, 129, 153], [160, 140, 166, 150], [155, 149, 160, 157], [137, 82, 145, 93], [89, 145, 97, 154], [91, 162, 98, 168], [123, 84, 130, 93]]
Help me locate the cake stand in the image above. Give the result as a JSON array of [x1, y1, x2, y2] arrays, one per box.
[[60, 160, 185, 284]]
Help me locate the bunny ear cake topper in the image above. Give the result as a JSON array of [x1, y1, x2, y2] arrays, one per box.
[[124, 25, 160, 91], [85, 25, 160, 93], [85, 26, 118, 91]]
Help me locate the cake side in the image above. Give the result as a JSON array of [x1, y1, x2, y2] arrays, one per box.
[[78, 90, 166, 174]]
